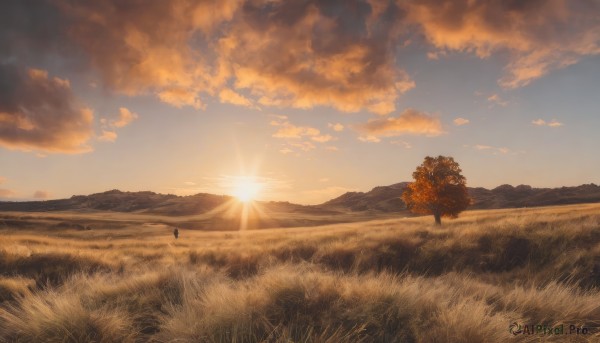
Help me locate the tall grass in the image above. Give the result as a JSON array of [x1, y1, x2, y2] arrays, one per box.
[[0, 204, 599, 342]]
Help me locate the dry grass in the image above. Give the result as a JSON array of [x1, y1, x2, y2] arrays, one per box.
[[1, 204, 600, 342]]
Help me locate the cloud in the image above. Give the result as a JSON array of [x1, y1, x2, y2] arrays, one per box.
[[406, 0, 600, 88], [271, 117, 336, 144], [273, 123, 320, 139], [98, 130, 117, 142], [318, 178, 330, 183], [466, 144, 521, 155], [453, 118, 470, 126], [225, 2, 415, 115], [358, 135, 381, 143], [487, 94, 508, 107], [357, 108, 444, 138], [219, 88, 253, 108], [532, 118, 563, 127], [390, 140, 412, 149], [0, 64, 93, 154], [328, 123, 344, 132], [111, 108, 138, 128], [0, 176, 5, 184], [0, 0, 417, 114], [0, 189, 15, 198], [325, 146, 339, 152], [33, 190, 50, 199], [270, 116, 335, 154], [547, 121, 564, 128], [158, 88, 204, 110], [279, 148, 294, 155], [311, 134, 334, 143], [289, 141, 316, 152], [2, 0, 596, 119], [97, 107, 139, 143]]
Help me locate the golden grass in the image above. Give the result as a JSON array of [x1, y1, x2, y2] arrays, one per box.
[[0, 204, 599, 342]]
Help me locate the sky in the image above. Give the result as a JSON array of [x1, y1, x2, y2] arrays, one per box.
[[0, 0, 599, 204]]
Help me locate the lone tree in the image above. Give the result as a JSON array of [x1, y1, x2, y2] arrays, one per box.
[[401, 155, 471, 225]]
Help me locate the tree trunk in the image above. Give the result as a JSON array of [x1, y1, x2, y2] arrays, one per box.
[[434, 213, 442, 225]]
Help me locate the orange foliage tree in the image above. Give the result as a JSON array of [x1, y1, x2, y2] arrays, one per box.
[[401, 156, 471, 225]]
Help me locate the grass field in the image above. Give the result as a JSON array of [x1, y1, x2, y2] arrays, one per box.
[[1, 204, 600, 342]]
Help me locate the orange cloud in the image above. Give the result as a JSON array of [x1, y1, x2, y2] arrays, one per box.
[[406, 0, 600, 88], [357, 108, 444, 138], [219, 88, 253, 108], [98, 130, 117, 142], [273, 123, 320, 139], [358, 135, 381, 143], [311, 135, 334, 143], [453, 118, 470, 126], [3, 1, 415, 114], [0, 65, 93, 154], [158, 88, 204, 110], [111, 108, 138, 128], [3, 0, 596, 117], [328, 123, 344, 132], [487, 94, 509, 107], [532, 118, 563, 127]]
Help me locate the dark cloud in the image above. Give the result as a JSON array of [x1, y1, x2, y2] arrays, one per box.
[[0, 64, 93, 153]]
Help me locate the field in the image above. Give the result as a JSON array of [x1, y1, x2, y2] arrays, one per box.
[[1, 204, 600, 342]]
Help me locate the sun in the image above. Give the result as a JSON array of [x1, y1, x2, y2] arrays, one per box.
[[232, 177, 262, 202]]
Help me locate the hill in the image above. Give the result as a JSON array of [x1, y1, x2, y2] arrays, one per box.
[[322, 182, 600, 212], [2, 183, 600, 216], [0, 189, 326, 215]]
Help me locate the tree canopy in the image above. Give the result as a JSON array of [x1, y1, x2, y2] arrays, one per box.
[[401, 156, 471, 225]]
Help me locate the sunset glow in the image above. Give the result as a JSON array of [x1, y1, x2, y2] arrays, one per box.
[[232, 177, 262, 203]]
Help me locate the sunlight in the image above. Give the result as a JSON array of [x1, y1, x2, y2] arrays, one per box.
[[232, 176, 262, 202]]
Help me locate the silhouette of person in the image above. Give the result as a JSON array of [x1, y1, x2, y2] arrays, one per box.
[[173, 228, 179, 239]]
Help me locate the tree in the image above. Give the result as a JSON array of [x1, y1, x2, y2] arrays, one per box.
[[401, 156, 471, 225]]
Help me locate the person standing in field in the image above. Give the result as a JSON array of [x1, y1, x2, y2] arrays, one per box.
[[173, 228, 179, 239]]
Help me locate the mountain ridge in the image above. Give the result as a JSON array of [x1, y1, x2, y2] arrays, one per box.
[[322, 182, 600, 212], [1, 183, 600, 215]]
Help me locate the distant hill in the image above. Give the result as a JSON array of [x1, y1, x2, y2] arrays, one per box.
[[321, 182, 410, 212], [321, 183, 600, 212], [1, 183, 600, 215], [0, 189, 335, 216]]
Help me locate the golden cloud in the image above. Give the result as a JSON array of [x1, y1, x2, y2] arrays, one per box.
[[219, 88, 253, 108], [357, 108, 444, 138], [453, 118, 470, 126], [1, 0, 596, 122], [532, 118, 563, 127], [1, 1, 415, 114], [406, 0, 600, 88], [0, 65, 93, 154], [328, 123, 344, 132], [158, 88, 204, 110], [111, 108, 139, 128], [98, 130, 117, 142]]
